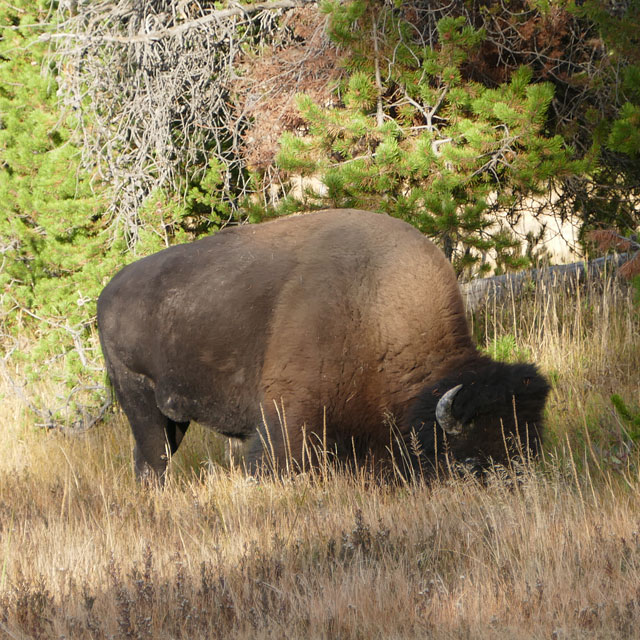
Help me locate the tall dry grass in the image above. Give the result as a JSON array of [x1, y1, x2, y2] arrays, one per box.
[[1, 272, 639, 639]]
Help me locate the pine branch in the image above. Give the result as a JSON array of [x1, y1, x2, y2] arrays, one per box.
[[619, 253, 640, 279], [427, 84, 448, 130], [587, 229, 639, 253], [587, 230, 640, 280]]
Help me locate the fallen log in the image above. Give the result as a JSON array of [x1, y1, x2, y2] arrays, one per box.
[[460, 254, 630, 312]]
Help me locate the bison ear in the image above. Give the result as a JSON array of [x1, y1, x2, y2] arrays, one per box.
[[435, 384, 464, 436]]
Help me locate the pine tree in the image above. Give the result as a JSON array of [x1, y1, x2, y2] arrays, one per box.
[[558, 0, 640, 234], [275, 1, 586, 275], [0, 2, 118, 402]]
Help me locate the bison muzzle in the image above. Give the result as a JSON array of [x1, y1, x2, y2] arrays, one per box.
[[97, 209, 550, 481]]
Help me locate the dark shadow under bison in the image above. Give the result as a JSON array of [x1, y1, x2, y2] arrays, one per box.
[[97, 209, 550, 481]]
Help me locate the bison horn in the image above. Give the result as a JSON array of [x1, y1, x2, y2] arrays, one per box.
[[435, 384, 464, 436]]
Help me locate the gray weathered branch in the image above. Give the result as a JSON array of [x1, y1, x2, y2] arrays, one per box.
[[45, 0, 320, 44], [461, 254, 630, 311]]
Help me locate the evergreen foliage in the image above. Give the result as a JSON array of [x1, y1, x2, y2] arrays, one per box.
[[0, 2, 118, 405], [275, 0, 593, 274], [558, 0, 640, 232]]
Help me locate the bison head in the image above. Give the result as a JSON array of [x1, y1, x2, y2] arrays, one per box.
[[409, 359, 550, 471]]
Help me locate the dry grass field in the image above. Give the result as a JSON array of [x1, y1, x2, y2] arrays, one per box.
[[1, 272, 639, 639]]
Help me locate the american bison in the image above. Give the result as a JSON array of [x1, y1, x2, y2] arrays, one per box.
[[97, 209, 549, 480]]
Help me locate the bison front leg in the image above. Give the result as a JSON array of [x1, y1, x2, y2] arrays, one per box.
[[242, 403, 331, 476], [242, 416, 291, 476]]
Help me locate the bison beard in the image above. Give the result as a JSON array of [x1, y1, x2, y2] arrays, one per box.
[[97, 209, 549, 482]]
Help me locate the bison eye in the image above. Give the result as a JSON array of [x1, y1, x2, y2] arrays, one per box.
[[523, 377, 531, 386]]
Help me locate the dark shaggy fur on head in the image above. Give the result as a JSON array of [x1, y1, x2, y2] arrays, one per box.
[[408, 358, 550, 471]]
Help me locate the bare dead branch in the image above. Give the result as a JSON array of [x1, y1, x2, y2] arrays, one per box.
[[54, 0, 330, 249], [47, 0, 321, 44], [372, 15, 385, 128], [0, 342, 111, 431]]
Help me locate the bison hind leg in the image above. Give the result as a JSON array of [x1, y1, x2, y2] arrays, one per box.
[[107, 363, 190, 482], [131, 417, 190, 483]]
